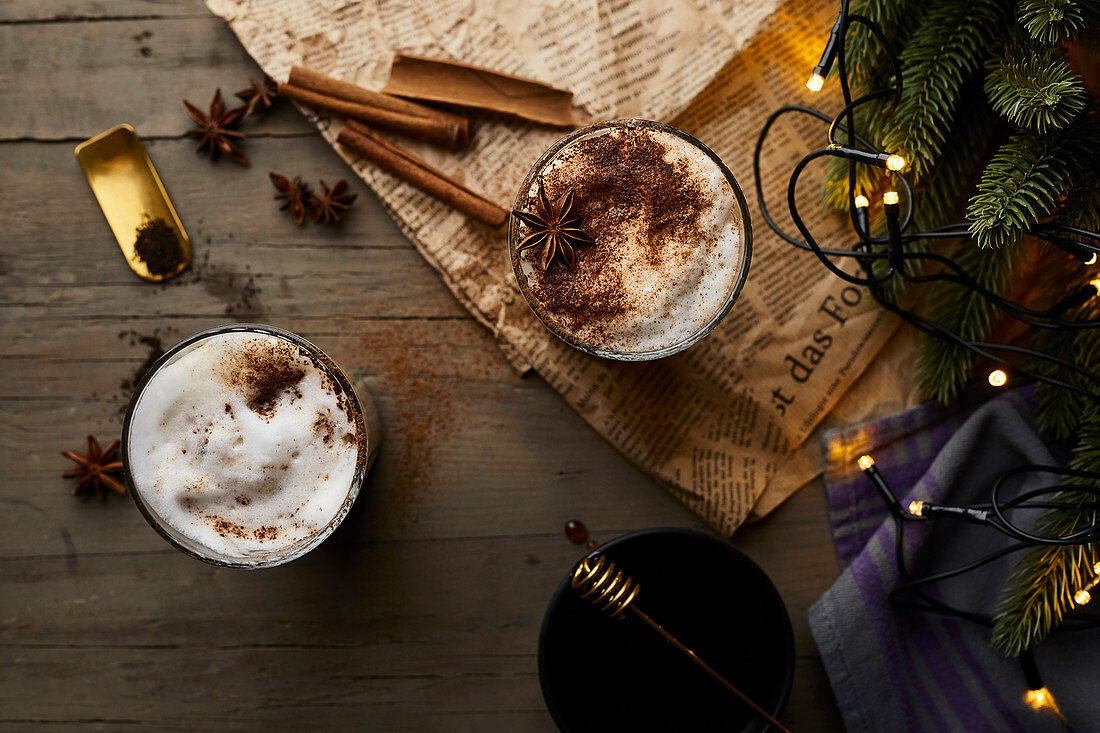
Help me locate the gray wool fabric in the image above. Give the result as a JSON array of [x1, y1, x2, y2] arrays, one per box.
[[810, 388, 1099, 732]]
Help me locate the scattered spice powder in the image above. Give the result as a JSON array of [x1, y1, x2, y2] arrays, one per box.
[[134, 218, 184, 276], [313, 412, 336, 444], [208, 516, 249, 539], [118, 330, 168, 393]]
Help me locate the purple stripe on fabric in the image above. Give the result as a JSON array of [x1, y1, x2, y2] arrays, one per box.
[[835, 516, 893, 567], [834, 532, 871, 565], [917, 471, 947, 503], [826, 474, 893, 565], [833, 502, 890, 531], [902, 612, 997, 731], [849, 550, 921, 730], [874, 533, 993, 731], [937, 614, 1027, 733], [827, 477, 867, 516], [914, 578, 1027, 732], [858, 529, 958, 732], [891, 609, 958, 732]]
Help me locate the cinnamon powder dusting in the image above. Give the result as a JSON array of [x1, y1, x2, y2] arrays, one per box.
[[206, 515, 281, 542], [523, 127, 712, 346], [222, 339, 308, 417]]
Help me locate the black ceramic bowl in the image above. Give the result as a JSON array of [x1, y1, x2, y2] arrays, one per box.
[[538, 528, 795, 732]]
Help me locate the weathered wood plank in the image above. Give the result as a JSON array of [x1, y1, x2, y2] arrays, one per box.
[[1, 0, 207, 24], [0, 15, 305, 140], [3, 135, 409, 246]]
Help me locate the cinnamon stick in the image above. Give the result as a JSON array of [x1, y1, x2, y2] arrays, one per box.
[[288, 66, 469, 144], [278, 82, 467, 150], [337, 119, 508, 228]]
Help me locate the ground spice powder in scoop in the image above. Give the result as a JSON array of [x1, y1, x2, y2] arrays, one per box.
[[134, 218, 185, 276]]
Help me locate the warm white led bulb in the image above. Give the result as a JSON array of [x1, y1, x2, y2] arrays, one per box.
[[882, 191, 900, 206], [854, 194, 870, 208], [886, 154, 906, 171], [806, 73, 825, 92], [857, 455, 875, 471], [988, 369, 1008, 387], [1025, 688, 1053, 711], [1090, 278, 1100, 295], [1093, 561, 1100, 574], [1075, 589, 1092, 606], [908, 500, 924, 517]]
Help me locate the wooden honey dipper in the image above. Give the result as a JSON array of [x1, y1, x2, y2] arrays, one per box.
[[571, 554, 792, 733]]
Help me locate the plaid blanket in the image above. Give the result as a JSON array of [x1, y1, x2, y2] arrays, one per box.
[[809, 387, 1098, 732]]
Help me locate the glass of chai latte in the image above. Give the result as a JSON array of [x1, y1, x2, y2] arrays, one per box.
[[121, 324, 379, 568], [509, 119, 752, 360]]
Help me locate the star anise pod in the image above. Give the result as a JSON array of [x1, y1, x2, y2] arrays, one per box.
[[270, 172, 315, 225], [62, 435, 125, 500], [182, 88, 248, 165], [512, 186, 595, 271], [236, 77, 278, 116], [310, 179, 358, 224]]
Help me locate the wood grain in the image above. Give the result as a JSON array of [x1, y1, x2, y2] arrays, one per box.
[[0, 2, 844, 729]]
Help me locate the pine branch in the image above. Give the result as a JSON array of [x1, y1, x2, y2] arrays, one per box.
[[913, 240, 1021, 401], [991, 407, 1100, 656], [985, 42, 1087, 132], [995, 214, 1100, 653], [843, 0, 926, 85], [1033, 171, 1100, 438], [916, 143, 1096, 403], [872, 98, 1001, 304], [1017, 0, 1088, 44], [1035, 330, 1082, 439], [910, 97, 1002, 227], [1036, 327, 1100, 438], [878, 0, 1012, 182], [967, 116, 1100, 249], [991, 523, 1099, 656], [1058, 166, 1100, 231]]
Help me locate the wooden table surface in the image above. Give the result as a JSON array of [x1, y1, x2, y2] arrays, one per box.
[[0, 2, 844, 730]]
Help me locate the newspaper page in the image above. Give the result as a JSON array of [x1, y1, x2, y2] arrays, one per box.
[[746, 321, 923, 521], [207, 0, 903, 535]]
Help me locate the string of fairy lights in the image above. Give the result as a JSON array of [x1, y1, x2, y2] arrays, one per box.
[[752, 0, 1100, 720]]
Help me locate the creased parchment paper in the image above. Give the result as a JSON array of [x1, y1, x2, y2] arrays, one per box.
[[207, 0, 906, 534]]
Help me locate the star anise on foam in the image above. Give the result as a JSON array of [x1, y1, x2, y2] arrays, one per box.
[[236, 77, 278, 116], [182, 88, 248, 165], [512, 187, 594, 271], [270, 172, 315, 225], [310, 179, 358, 224], [62, 435, 125, 500]]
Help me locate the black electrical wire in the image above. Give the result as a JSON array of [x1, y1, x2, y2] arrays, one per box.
[[766, 5, 1100, 718], [752, 12, 1100, 403]]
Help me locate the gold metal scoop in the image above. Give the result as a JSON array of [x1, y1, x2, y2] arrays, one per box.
[[75, 124, 190, 281], [571, 554, 792, 733]]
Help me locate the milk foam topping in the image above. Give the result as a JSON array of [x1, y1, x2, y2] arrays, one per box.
[[515, 124, 744, 354], [128, 331, 359, 559]]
